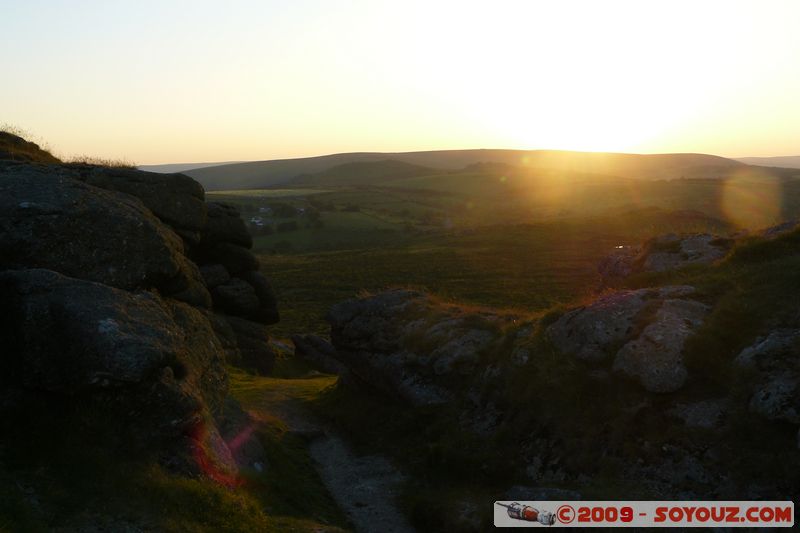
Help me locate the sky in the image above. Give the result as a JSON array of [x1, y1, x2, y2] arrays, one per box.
[[1, 0, 799, 164]]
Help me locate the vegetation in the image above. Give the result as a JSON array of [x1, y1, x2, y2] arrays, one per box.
[[208, 161, 800, 530], [65, 155, 136, 168], [0, 370, 348, 532], [0, 125, 60, 164]]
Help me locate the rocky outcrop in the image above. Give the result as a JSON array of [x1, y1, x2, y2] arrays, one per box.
[[323, 290, 513, 406], [736, 329, 800, 424], [292, 334, 350, 376], [547, 286, 708, 392], [77, 166, 208, 242], [599, 233, 732, 285], [0, 166, 202, 295], [0, 157, 278, 483], [225, 317, 277, 375], [612, 298, 710, 392]]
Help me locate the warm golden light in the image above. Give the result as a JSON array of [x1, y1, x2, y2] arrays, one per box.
[[720, 169, 783, 229], [2, 1, 799, 162]]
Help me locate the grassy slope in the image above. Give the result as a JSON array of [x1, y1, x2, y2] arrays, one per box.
[[305, 228, 800, 532], [0, 370, 350, 532], [260, 210, 733, 338]]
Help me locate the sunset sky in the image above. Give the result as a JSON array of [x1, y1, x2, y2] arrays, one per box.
[[2, 0, 799, 164]]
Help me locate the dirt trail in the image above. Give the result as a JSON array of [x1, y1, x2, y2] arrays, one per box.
[[266, 386, 416, 533]]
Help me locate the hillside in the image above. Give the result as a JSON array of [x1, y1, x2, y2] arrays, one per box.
[[737, 155, 800, 169], [138, 161, 244, 174], [186, 149, 751, 191], [0, 130, 60, 163], [292, 159, 436, 186]]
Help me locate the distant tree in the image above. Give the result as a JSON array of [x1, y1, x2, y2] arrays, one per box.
[[271, 202, 298, 218]]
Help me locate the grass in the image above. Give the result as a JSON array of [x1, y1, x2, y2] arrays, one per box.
[[227, 370, 349, 529], [66, 155, 136, 168], [0, 125, 60, 164], [260, 210, 733, 338], [0, 371, 350, 532]]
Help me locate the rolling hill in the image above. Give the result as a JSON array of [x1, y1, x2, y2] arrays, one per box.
[[137, 161, 243, 173], [185, 149, 753, 191], [737, 155, 800, 169]]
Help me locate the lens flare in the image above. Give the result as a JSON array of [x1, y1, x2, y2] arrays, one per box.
[[720, 169, 783, 230]]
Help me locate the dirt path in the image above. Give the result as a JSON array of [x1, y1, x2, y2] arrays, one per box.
[[257, 380, 416, 533]]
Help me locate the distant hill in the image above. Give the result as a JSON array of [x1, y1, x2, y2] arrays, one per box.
[[138, 161, 242, 174], [292, 159, 436, 186], [184, 149, 785, 191], [737, 155, 800, 169]]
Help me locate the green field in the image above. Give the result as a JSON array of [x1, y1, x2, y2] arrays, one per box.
[[206, 167, 800, 340]]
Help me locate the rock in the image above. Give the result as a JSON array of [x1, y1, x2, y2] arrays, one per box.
[[0, 269, 230, 456], [0, 269, 184, 391], [613, 298, 709, 393], [0, 166, 197, 294], [328, 289, 427, 354], [736, 330, 800, 424], [225, 317, 276, 375], [429, 329, 494, 375], [78, 167, 207, 237], [598, 233, 732, 284], [165, 300, 228, 413], [641, 234, 731, 273], [548, 288, 658, 361], [668, 399, 728, 428], [206, 311, 241, 363], [199, 264, 231, 289], [211, 278, 261, 317], [326, 290, 513, 406], [238, 270, 280, 325], [169, 259, 212, 309], [735, 329, 799, 368], [202, 202, 252, 249], [748, 373, 799, 423], [548, 286, 706, 392], [761, 220, 799, 239], [196, 243, 259, 275], [292, 334, 349, 375]]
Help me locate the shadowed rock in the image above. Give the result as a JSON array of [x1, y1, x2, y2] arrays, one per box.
[[599, 233, 732, 285], [0, 166, 200, 294], [292, 334, 349, 375], [239, 270, 280, 325], [202, 202, 253, 248], [736, 329, 800, 423], [211, 278, 261, 316], [77, 166, 208, 239], [613, 298, 710, 392], [548, 286, 707, 392], [196, 242, 260, 275], [226, 316, 276, 375], [199, 264, 231, 288], [0, 269, 183, 391]]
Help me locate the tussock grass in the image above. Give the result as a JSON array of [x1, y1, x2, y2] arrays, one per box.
[[65, 155, 136, 168]]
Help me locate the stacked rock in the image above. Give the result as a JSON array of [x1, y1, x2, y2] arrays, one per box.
[[0, 157, 275, 479]]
